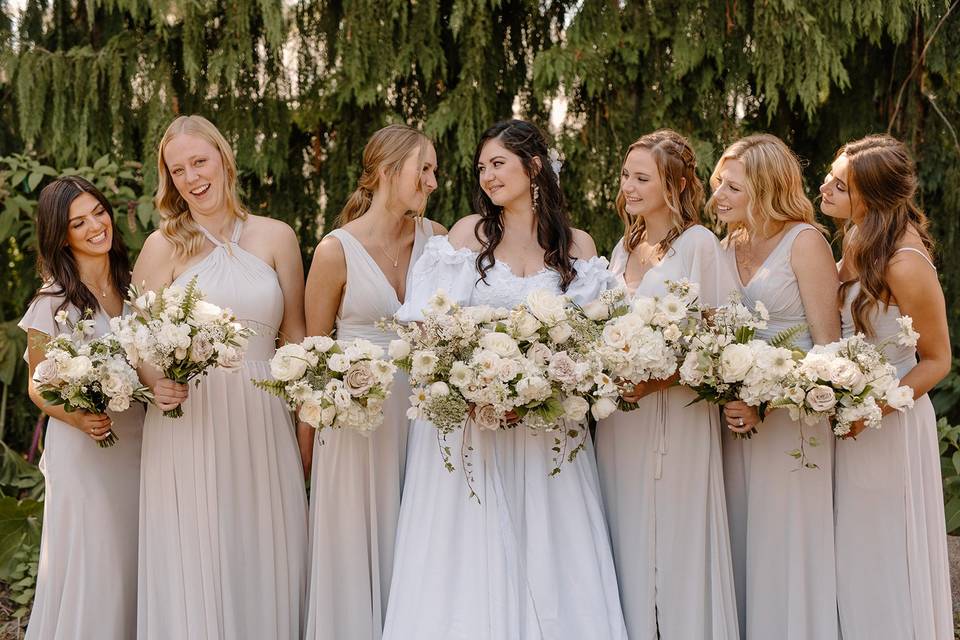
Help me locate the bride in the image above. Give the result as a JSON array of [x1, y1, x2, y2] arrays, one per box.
[[382, 119, 628, 640]]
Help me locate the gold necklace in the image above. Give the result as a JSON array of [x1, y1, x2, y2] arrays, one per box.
[[82, 280, 110, 298], [379, 243, 402, 268]]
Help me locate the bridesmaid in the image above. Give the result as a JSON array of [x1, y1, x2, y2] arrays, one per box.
[[821, 134, 952, 639], [712, 134, 840, 639], [595, 129, 740, 639], [302, 124, 444, 639], [21, 177, 144, 640], [133, 115, 308, 639]]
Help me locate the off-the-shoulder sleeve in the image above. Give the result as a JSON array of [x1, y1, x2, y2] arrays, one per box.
[[607, 238, 627, 280], [566, 256, 615, 305], [680, 226, 738, 308], [395, 235, 478, 322]]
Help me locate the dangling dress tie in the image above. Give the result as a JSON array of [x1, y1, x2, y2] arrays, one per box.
[[653, 389, 669, 480]]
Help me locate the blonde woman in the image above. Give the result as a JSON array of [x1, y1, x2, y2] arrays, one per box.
[[133, 115, 308, 639], [595, 130, 740, 639], [302, 124, 444, 640], [712, 134, 841, 639], [821, 135, 951, 639]]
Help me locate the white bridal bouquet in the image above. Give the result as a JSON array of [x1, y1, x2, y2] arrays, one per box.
[[33, 310, 153, 447], [111, 276, 253, 417], [772, 316, 918, 438], [254, 336, 397, 438], [581, 280, 700, 410], [678, 295, 801, 438]]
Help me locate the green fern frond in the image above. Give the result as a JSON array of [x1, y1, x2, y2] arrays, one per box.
[[770, 323, 808, 349]]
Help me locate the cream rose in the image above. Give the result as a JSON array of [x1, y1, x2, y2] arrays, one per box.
[[562, 395, 590, 421], [479, 332, 521, 358], [473, 404, 501, 431], [547, 322, 573, 344], [805, 385, 837, 412], [525, 289, 567, 324], [829, 358, 867, 393]]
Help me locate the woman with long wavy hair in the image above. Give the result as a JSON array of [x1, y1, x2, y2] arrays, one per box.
[[594, 129, 740, 639], [714, 134, 841, 639], [382, 119, 627, 639], [21, 177, 143, 640], [132, 115, 308, 639], [303, 124, 444, 639], [821, 134, 952, 639]]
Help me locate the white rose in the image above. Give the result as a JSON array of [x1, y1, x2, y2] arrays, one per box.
[[602, 323, 628, 349], [885, 385, 915, 411], [473, 404, 501, 431], [719, 343, 754, 383], [513, 311, 542, 339], [479, 332, 521, 358], [327, 353, 351, 373], [388, 339, 411, 359], [303, 335, 336, 353], [107, 395, 130, 412], [829, 358, 867, 394], [629, 296, 657, 325], [271, 344, 310, 381], [562, 395, 590, 421], [547, 322, 573, 344], [591, 396, 618, 420], [190, 300, 223, 325], [582, 299, 610, 321], [495, 358, 520, 382], [525, 289, 568, 325], [320, 404, 337, 426], [101, 373, 126, 397], [299, 400, 325, 428], [805, 385, 837, 412]]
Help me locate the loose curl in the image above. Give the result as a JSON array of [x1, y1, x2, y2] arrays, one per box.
[[838, 134, 935, 336], [33, 176, 132, 315], [707, 134, 822, 244], [336, 124, 432, 227], [156, 115, 249, 260], [472, 120, 576, 291], [616, 129, 704, 256]]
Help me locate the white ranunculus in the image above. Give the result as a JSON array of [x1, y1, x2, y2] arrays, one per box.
[[885, 385, 915, 410], [582, 299, 610, 321], [473, 404, 501, 431], [562, 395, 590, 421], [591, 396, 618, 420], [805, 385, 837, 412], [719, 343, 754, 383], [190, 300, 223, 324], [388, 339, 411, 359], [429, 381, 450, 397], [303, 335, 336, 353], [327, 353, 351, 373], [547, 322, 573, 344], [479, 332, 521, 358], [271, 344, 310, 381], [525, 289, 568, 325]]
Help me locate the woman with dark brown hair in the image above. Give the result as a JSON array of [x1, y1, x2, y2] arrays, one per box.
[[20, 176, 143, 640], [820, 134, 951, 639], [595, 130, 740, 639], [382, 120, 627, 639]]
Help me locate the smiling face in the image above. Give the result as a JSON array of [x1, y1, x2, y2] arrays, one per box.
[[65, 192, 113, 259], [477, 138, 532, 211], [819, 153, 859, 221], [619, 148, 669, 218], [389, 143, 439, 213], [711, 158, 751, 226], [162, 134, 227, 217]]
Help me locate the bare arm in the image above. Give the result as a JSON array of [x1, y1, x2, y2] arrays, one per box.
[[273, 223, 307, 345], [26, 329, 113, 441], [887, 252, 951, 399], [570, 228, 598, 260], [792, 229, 841, 345]]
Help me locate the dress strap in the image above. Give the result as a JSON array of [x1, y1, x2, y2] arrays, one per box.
[[893, 246, 936, 271], [196, 220, 243, 255], [195, 222, 224, 247], [230, 219, 244, 243]]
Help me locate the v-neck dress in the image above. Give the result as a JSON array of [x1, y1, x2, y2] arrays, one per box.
[[595, 225, 741, 640], [137, 221, 309, 640], [21, 291, 144, 640], [304, 218, 433, 640], [720, 223, 839, 640]]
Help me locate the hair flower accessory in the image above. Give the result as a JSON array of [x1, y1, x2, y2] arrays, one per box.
[[548, 148, 563, 183]]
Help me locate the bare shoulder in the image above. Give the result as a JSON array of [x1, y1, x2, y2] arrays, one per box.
[[791, 225, 830, 254], [246, 214, 297, 243], [570, 228, 598, 260], [427, 218, 448, 236], [139, 229, 176, 259], [447, 214, 484, 251]]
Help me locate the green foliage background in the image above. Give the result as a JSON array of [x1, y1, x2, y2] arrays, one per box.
[[0, 0, 959, 625]]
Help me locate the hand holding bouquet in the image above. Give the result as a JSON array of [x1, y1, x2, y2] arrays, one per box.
[[255, 336, 397, 439], [111, 276, 253, 417], [33, 311, 153, 447]]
